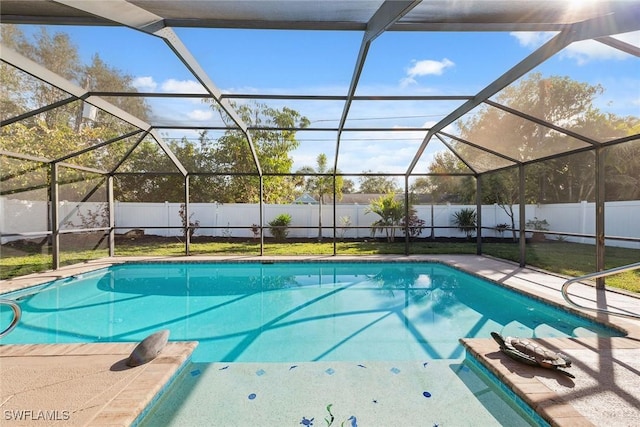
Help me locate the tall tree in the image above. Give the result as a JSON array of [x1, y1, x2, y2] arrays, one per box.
[[0, 25, 156, 201], [341, 178, 356, 194], [431, 73, 640, 205], [296, 153, 344, 241], [358, 171, 400, 194], [457, 73, 640, 203], [482, 169, 520, 240], [419, 152, 475, 203], [0, 25, 31, 121], [210, 102, 310, 203], [606, 137, 640, 201]]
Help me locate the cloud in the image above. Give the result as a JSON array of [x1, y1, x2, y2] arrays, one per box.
[[161, 79, 207, 94], [510, 31, 556, 49], [511, 30, 639, 64], [187, 109, 214, 121], [132, 76, 157, 91], [562, 39, 634, 65], [132, 77, 207, 94], [614, 30, 640, 47], [401, 58, 455, 87]]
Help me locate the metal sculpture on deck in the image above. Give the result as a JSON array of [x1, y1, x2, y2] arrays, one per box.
[[491, 332, 574, 378]]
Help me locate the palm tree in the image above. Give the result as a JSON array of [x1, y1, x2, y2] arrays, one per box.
[[366, 193, 404, 242], [296, 154, 343, 241], [452, 208, 477, 239]]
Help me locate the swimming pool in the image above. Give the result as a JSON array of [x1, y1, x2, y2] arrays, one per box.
[[1, 261, 618, 362], [0, 261, 622, 426]]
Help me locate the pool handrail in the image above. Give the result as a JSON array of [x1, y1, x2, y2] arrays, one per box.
[[561, 261, 640, 320], [0, 299, 21, 338]]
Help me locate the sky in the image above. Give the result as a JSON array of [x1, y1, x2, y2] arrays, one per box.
[[14, 21, 640, 179]]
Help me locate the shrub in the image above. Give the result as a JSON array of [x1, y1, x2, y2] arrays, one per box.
[[452, 208, 477, 239], [338, 216, 352, 239], [268, 213, 292, 241], [251, 224, 260, 239], [525, 217, 549, 231], [495, 223, 509, 236], [401, 208, 426, 239], [179, 203, 200, 238]]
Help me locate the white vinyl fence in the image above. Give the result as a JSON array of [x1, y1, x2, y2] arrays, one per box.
[[2, 198, 639, 249]]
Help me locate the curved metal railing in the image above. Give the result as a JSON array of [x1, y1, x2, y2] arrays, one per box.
[[561, 261, 640, 320], [0, 299, 22, 338]]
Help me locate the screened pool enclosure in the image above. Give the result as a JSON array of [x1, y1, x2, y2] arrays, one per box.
[[1, 1, 639, 284]]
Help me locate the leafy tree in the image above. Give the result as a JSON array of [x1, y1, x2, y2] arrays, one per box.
[[83, 54, 150, 124], [425, 73, 640, 207], [1, 26, 31, 120], [210, 102, 310, 203], [296, 153, 344, 241], [482, 169, 520, 241], [358, 171, 400, 194], [606, 138, 640, 201], [341, 178, 356, 194], [418, 151, 476, 203], [409, 177, 432, 195], [1, 25, 153, 201], [23, 28, 81, 128], [456, 73, 639, 203], [112, 136, 182, 202]]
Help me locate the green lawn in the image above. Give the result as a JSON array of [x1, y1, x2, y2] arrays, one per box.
[[2, 240, 638, 293]]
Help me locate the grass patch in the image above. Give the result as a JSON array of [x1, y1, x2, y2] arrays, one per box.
[[484, 241, 640, 293], [2, 239, 638, 293]]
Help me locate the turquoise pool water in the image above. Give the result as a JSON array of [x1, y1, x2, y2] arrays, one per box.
[[1, 262, 619, 363]]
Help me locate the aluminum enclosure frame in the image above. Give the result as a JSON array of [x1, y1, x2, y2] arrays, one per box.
[[1, 1, 640, 285]]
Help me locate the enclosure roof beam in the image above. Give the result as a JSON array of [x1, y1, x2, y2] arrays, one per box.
[[53, 129, 144, 164], [434, 134, 479, 176], [438, 131, 521, 165], [53, 0, 262, 177], [1, 45, 150, 131], [0, 149, 50, 164], [595, 36, 640, 58], [1, 45, 87, 99], [484, 100, 600, 147], [476, 142, 607, 179], [334, 0, 422, 172], [90, 91, 473, 102], [0, 96, 77, 127], [405, 10, 640, 176], [149, 129, 188, 177], [56, 162, 107, 175], [1, 44, 189, 177], [150, 126, 429, 133], [601, 133, 640, 148], [406, 32, 574, 175], [110, 130, 149, 174]]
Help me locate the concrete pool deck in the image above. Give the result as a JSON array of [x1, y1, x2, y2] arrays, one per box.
[[1, 255, 639, 426]]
